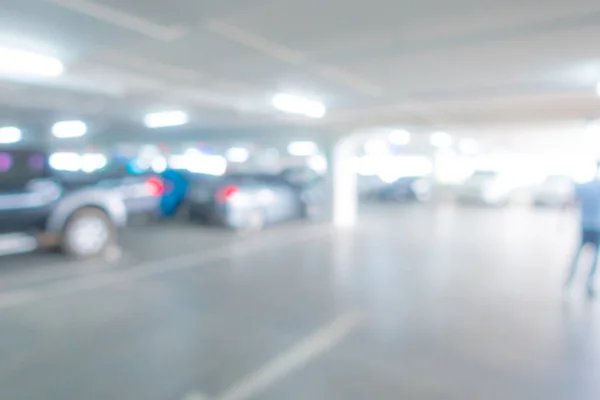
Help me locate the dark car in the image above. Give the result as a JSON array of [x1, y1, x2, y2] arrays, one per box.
[[378, 176, 432, 202], [185, 172, 320, 231], [56, 165, 164, 219], [0, 148, 163, 258]]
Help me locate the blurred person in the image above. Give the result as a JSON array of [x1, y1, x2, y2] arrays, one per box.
[[565, 162, 600, 298], [159, 168, 189, 218]]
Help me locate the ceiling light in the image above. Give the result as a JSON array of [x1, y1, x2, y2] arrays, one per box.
[[430, 131, 453, 148], [389, 129, 411, 146], [0, 46, 63, 77], [186, 154, 227, 176], [52, 120, 87, 139], [288, 141, 318, 156], [272, 94, 326, 119], [49, 152, 81, 171], [81, 153, 107, 173], [144, 111, 188, 128], [0, 126, 22, 144], [226, 147, 250, 163], [459, 139, 478, 155]]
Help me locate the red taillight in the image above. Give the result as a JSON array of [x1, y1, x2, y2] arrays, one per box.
[[216, 185, 239, 204], [145, 177, 165, 196]]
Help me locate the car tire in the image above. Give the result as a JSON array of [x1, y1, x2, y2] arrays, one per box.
[[61, 207, 115, 258]]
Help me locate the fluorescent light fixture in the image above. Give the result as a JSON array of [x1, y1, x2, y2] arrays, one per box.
[[288, 141, 318, 156], [144, 110, 188, 128], [389, 129, 411, 146], [272, 93, 326, 119], [0, 126, 22, 144], [81, 153, 107, 173], [459, 139, 478, 155], [187, 154, 227, 176], [49, 152, 81, 171], [52, 120, 87, 139], [0, 46, 63, 77], [226, 147, 250, 163], [430, 131, 453, 148]]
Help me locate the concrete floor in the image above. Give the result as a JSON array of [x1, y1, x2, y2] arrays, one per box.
[[0, 205, 598, 400]]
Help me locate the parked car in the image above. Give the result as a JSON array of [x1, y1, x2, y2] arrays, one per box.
[[456, 170, 514, 206], [185, 172, 320, 231], [57, 165, 164, 219], [0, 148, 163, 258], [377, 176, 432, 202], [532, 175, 574, 207]]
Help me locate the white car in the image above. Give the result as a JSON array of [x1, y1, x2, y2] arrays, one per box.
[[456, 171, 514, 206], [532, 175, 574, 207]]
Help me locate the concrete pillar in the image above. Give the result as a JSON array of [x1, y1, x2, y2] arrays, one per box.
[[320, 134, 360, 228]]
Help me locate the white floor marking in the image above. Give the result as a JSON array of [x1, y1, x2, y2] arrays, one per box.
[[0, 224, 332, 310], [187, 310, 365, 400]]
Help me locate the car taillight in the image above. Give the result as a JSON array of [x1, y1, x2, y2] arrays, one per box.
[[215, 185, 239, 204], [145, 177, 165, 196]]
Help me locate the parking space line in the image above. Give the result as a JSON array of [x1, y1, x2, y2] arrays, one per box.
[[0, 224, 332, 310], [183, 310, 365, 400]]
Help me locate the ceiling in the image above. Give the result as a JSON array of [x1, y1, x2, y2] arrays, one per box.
[[1, 0, 600, 142]]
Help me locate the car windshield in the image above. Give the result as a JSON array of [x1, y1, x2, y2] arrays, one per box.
[[0, 150, 48, 187]]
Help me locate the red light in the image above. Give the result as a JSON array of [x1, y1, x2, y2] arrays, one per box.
[[145, 177, 165, 196], [216, 185, 239, 204]]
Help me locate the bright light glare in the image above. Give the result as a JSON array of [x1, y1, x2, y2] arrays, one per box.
[[185, 149, 227, 175], [430, 131, 453, 148], [49, 152, 81, 171], [459, 139, 478, 155], [307, 154, 328, 174], [0, 46, 63, 77], [81, 153, 107, 173], [288, 141, 318, 156], [364, 139, 389, 155], [389, 129, 411, 145], [151, 156, 168, 173], [0, 127, 22, 144], [356, 155, 382, 176], [168, 155, 187, 170], [272, 94, 326, 118], [226, 147, 250, 163], [144, 111, 188, 128], [378, 156, 433, 183], [52, 120, 87, 139]]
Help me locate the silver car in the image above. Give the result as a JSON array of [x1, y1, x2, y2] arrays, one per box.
[[456, 171, 515, 206], [186, 173, 319, 231]]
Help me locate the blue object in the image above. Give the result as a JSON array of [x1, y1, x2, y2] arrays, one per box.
[[159, 169, 189, 217], [576, 180, 600, 230]]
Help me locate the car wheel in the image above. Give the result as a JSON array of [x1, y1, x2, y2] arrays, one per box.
[[61, 208, 115, 258]]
